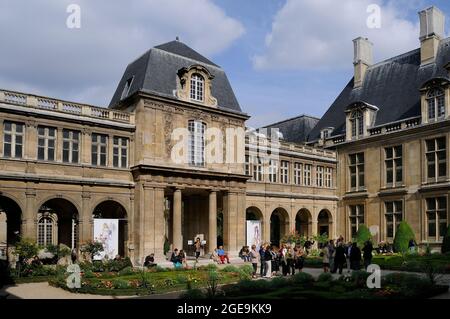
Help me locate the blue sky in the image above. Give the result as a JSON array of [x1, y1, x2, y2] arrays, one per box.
[[1, 0, 450, 127]]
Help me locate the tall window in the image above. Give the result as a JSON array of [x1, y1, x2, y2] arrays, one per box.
[[349, 205, 364, 238], [37, 126, 56, 161], [252, 157, 263, 181], [303, 164, 312, 186], [245, 155, 251, 176], [426, 88, 445, 121], [268, 159, 278, 183], [190, 74, 204, 102], [426, 197, 447, 240], [62, 129, 79, 164], [294, 162, 302, 185], [3, 121, 24, 158], [37, 216, 54, 246], [385, 145, 403, 186], [426, 137, 446, 181], [188, 120, 206, 166], [91, 133, 107, 166], [113, 137, 128, 168], [349, 153, 365, 190], [325, 167, 333, 188], [280, 161, 289, 184], [350, 110, 363, 139], [316, 166, 324, 187], [120, 76, 134, 100], [385, 201, 403, 239]]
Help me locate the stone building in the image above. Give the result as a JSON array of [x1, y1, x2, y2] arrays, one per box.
[[0, 40, 336, 264], [308, 6, 450, 251]]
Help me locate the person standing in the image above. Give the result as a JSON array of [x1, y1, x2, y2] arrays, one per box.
[[321, 243, 330, 273], [264, 245, 272, 278], [362, 241, 373, 270], [295, 246, 305, 272], [334, 242, 346, 274], [194, 237, 202, 262], [328, 240, 336, 273], [345, 241, 352, 273], [259, 245, 266, 277], [350, 242, 361, 271], [250, 245, 259, 278]]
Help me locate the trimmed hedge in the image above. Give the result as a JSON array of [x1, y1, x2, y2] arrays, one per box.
[[355, 224, 372, 248], [393, 221, 415, 253], [441, 225, 450, 254]]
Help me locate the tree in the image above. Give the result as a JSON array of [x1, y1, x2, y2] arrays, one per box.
[[441, 225, 450, 254], [80, 241, 104, 261], [393, 221, 415, 253], [355, 225, 372, 248], [13, 238, 38, 262]]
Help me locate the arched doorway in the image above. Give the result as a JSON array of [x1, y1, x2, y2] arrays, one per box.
[[295, 209, 311, 237], [92, 200, 128, 258], [318, 209, 332, 238], [270, 208, 289, 247], [246, 207, 263, 248], [37, 198, 79, 249], [0, 196, 22, 259]]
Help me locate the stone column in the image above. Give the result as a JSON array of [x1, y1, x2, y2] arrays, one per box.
[[208, 190, 217, 253], [223, 191, 238, 256], [173, 188, 183, 250], [22, 188, 36, 240]]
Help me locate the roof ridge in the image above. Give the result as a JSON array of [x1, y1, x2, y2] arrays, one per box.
[[262, 114, 320, 128], [154, 40, 220, 68]]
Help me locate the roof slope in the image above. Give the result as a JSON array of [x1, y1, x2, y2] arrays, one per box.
[[109, 40, 242, 112], [308, 38, 450, 141], [262, 115, 319, 144]]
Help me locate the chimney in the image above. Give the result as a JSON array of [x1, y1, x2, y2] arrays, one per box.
[[419, 6, 445, 65], [353, 37, 373, 88]]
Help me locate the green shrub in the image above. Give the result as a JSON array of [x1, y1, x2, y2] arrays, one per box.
[[350, 270, 370, 288], [239, 264, 254, 276], [83, 270, 95, 278], [270, 277, 288, 289], [112, 279, 129, 289], [355, 224, 373, 248], [155, 266, 169, 272], [393, 221, 415, 253], [118, 266, 134, 276], [13, 238, 38, 262], [222, 265, 239, 273], [441, 225, 450, 254], [205, 263, 218, 271], [292, 272, 314, 284], [237, 269, 251, 281], [317, 272, 333, 282], [175, 274, 187, 284], [237, 279, 271, 293]]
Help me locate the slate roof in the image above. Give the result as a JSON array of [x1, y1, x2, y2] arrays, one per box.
[[262, 114, 320, 144], [109, 40, 242, 113], [307, 37, 450, 142]]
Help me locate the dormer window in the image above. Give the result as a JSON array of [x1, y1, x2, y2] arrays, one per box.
[[350, 110, 363, 138], [426, 88, 445, 121], [320, 127, 334, 140], [190, 74, 204, 102], [120, 76, 134, 100]]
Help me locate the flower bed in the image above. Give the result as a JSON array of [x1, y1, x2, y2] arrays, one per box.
[[48, 264, 251, 296]]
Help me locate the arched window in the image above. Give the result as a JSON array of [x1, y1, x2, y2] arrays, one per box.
[[188, 120, 206, 166], [426, 88, 445, 121], [190, 74, 204, 102], [350, 110, 363, 138], [37, 216, 55, 246]]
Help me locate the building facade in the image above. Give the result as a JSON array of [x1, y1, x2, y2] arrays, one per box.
[[309, 6, 450, 251], [0, 41, 337, 264]]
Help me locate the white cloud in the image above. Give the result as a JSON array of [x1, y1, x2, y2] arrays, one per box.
[[0, 0, 244, 106], [253, 0, 422, 70]]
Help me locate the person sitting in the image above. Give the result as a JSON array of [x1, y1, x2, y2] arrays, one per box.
[[144, 253, 157, 268], [210, 248, 220, 264], [179, 250, 188, 268], [217, 246, 230, 264], [170, 249, 182, 268], [239, 246, 250, 262]]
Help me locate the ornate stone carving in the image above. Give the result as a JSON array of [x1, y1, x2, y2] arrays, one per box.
[[164, 112, 173, 158]]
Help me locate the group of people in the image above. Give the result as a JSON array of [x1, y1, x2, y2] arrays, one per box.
[[240, 243, 307, 279], [320, 236, 374, 274]]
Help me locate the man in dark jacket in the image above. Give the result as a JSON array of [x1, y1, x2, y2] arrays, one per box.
[[259, 246, 266, 277], [362, 241, 373, 270], [349, 242, 361, 270], [334, 242, 346, 274]]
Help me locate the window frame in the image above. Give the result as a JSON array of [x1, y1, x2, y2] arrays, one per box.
[[188, 120, 206, 167], [91, 133, 108, 167], [425, 196, 448, 241], [385, 145, 403, 187], [384, 200, 403, 239], [190, 73, 204, 102], [426, 88, 445, 121], [349, 204, 365, 239], [62, 129, 80, 164], [37, 126, 56, 162], [350, 110, 364, 139], [425, 137, 447, 182], [294, 162, 302, 185], [349, 152, 365, 191], [113, 136, 129, 168], [280, 160, 290, 184], [3, 121, 24, 159]]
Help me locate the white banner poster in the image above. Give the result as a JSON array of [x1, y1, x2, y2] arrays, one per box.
[[246, 220, 262, 250], [93, 219, 118, 260]]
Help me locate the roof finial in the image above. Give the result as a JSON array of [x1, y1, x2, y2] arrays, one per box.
[[176, 36, 179, 41]]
